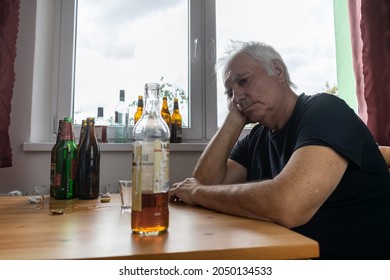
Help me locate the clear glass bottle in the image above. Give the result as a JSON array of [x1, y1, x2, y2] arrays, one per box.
[[132, 83, 170, 235], [55, 117, 78, 199], [170, 97, 182, 143], [161, 95, 171, 129], [95, 107, 108, 143], [114, 89, 129, 143], [77, 117, 100, 199], [133, 95, 143, 125], [50, 120, 64, 197]]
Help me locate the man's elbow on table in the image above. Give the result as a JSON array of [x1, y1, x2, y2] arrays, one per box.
[[271, 207, 315, 229]]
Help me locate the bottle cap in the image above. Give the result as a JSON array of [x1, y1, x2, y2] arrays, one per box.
[[120, 90, 125, 101], [97, 107, 104, 117]]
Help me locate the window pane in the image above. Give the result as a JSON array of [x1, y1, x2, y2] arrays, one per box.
[[74, 0, 189, 127], [216, 0, 337, 126]]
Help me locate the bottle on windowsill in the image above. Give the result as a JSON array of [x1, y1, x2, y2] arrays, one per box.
[[161, 95, 171, 129], [95, 107, 108, 143], [133, 95, 143, 125], [170, 97, 182, 143], [114, 89, 129, 143]]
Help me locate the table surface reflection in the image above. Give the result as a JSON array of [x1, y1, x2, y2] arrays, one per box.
[[0, 194, 319, 260]]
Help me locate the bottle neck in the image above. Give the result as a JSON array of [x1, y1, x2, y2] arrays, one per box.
[[137, 97, 143, 107], [87, 118, 97, 139], [162, 98, 169, 110], [173, 101, 179, 112], [144, 86, 160, 116], [56, 120, 64, 142], [61, 121, 74, 141]]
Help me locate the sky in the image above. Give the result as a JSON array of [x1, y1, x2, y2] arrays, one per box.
[[74, 0, 337, 126]]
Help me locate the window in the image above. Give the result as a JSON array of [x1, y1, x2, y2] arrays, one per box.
[[215, 0, 338, 126], [49, 0, 351, 144], [74, 0, 189, 127]]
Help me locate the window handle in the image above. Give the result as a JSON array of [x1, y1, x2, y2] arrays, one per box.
[[193, 38, 199, 59], [208, 39, 216, 61]]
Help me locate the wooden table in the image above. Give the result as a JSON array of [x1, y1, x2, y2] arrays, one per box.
[[0, 194, 319, 260]]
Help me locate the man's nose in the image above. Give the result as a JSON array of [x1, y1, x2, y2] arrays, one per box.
[[231, 88, 245, 104]]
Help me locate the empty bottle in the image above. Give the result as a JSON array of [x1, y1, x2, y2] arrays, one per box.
[[55, 117, 77, 199], [95, 107, 108, 143], [78, 117, 100, 199], [50, 120, 64, 197], [114, 89, 129, 143]]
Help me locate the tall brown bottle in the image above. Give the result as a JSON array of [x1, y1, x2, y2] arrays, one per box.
[[161, 95, 171, 128], [170, 98, 182, 143], [78, 119, 87, 146], [78, 117, 100, 199], [134, 95, 143, 125], [50, 120, 64, 197]]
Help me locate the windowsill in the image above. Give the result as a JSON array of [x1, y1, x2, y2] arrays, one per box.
[[23, 142, 207, 152]]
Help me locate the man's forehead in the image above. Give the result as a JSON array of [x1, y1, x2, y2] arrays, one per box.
[[225, 54, 261, 81]]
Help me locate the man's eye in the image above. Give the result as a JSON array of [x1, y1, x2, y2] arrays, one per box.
[[238, 78, 247, 86]]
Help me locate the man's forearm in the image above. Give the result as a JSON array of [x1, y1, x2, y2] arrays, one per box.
[[192, 110, 246, 184]]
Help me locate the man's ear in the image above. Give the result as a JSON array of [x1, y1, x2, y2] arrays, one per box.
[[272, 59, 285, 83]]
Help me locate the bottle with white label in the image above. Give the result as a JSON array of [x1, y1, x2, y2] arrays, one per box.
[[132, 82, 170, 235], [114, 89, 129, 143]]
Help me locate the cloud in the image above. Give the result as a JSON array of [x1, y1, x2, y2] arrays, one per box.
[[77, 0, 183, 59]]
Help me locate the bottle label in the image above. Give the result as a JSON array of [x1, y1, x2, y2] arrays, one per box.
[[132, 140, 170, 211], [95, 126, 107, 143], [50, 163, 56, 184]]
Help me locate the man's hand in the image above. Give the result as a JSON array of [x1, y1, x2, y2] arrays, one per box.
[[227, 95, 248, 124], [169, 178, 202, 205]]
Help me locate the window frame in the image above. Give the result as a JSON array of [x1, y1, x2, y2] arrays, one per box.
[[51, 0, 217, 143], [27, 0, 354, 148]]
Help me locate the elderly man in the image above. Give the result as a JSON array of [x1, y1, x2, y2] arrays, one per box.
[[169, 41, 390, 259]]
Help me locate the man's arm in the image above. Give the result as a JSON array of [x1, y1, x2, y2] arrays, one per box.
[[192, 106, 247, 185], [170, 145, 348, 228]]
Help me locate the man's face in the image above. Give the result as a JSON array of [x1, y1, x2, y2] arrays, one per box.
[[224, 53, 284, 126]]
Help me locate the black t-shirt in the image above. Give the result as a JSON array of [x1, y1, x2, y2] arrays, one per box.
[[229, 93, 390, 259]]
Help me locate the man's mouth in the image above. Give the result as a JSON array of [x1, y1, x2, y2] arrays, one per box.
[[240, 102, 256, 113]]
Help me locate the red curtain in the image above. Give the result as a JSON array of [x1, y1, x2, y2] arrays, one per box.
[[348, 0, 390, 145], [0, 0, 20, 168]]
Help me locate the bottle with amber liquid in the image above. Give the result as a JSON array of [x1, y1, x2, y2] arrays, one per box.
[[161, 95, 171, 128], [132, 83, 170, 235], [55, 117, 78, 199], [50, 119, 64, 197], [133, 95, 143, 125], [170, 98, 182, 143], [78, 117, 100, 199]]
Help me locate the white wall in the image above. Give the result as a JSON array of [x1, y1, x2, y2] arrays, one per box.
[[0, 0, 204, 195]]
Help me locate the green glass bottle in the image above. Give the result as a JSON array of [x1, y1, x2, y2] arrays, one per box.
[[50, 120, 64, 197], [78, 117, 100, 199], [54, 117, 78, 199]]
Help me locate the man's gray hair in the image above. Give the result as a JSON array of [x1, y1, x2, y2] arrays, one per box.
[[217, 40, 296, 89]]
